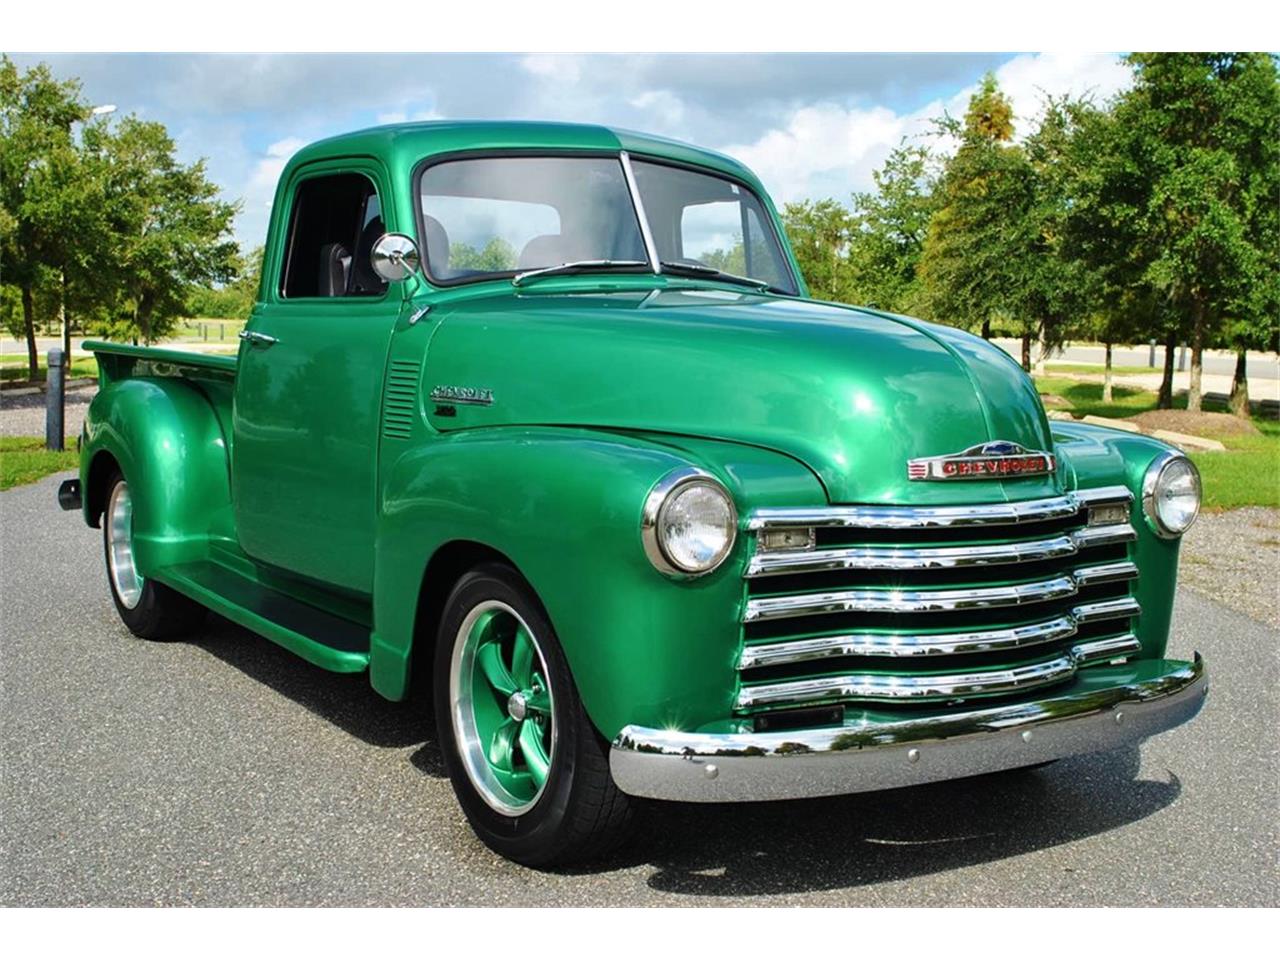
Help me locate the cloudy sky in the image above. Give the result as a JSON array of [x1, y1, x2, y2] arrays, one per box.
[[11, 52, 1133, 249]]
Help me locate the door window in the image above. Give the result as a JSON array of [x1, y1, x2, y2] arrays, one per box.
[[281, 172, 387, 298]]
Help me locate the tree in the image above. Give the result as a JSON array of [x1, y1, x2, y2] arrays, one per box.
[[1113, 53, 1280, 412], [450, 237, 517, 274], [1014, 95, 1099, 374], [83, 117, 239, 343], [188, 245, 263, 320], [780, 199, 854, 302], [918, 74, 1042, 363], [845, 141, 937, 314], [0, 56, 91, 379]]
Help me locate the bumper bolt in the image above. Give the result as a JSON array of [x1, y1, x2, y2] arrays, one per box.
[[1021, 730, 1033, 743], [907, 748, 920, 764], [704, 763, 719, 780], [1115, 711, 1125, 725]]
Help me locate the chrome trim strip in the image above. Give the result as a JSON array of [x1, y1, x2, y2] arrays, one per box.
[[1072, 561, 1139, 586], [736, 655, 1078, 708], [747, 486, 1132, 533], [738, 617, 1079, 669], [1071, 597, 1141, 623], [1072, 633, 1142, 666], [1070, 523, 1138, 549], [747, 523, 1137, 578], [1072, 485, 1135, 506], [739, 597, 1143, 669], [610, 656, 1207, 802], [743, 575, 1078, 623], [619, 151, 661, 276], [737, 631, 1145, 709]]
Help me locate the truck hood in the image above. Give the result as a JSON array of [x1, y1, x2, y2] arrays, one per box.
[[422, 286, 1060, 505]]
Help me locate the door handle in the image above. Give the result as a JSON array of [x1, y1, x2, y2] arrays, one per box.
[[239, 330, 279, 347]]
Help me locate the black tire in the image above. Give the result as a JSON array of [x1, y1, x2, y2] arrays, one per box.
[[433, 563, 635, 867], [101, 470, 206, 640]]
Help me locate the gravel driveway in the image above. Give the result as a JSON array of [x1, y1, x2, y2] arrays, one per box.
[[1180, 508, 1280, 629], [1, 472, 1276, 907], [0, 381, 96, 438]]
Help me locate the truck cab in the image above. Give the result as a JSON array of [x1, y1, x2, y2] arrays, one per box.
[[66, 121, 1207, 866]]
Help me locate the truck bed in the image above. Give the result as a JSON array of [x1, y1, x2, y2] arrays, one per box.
[[84, 340, 238, 384]]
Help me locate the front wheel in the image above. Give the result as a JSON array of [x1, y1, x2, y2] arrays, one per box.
[[102, 471, 206, 640], [433, 563, 635, 867]]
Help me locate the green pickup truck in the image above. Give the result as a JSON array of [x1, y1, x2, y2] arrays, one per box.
[[62, 121, 1207, 866]]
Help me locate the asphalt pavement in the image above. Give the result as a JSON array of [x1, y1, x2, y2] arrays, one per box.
[[2, 472, 1277, 906]]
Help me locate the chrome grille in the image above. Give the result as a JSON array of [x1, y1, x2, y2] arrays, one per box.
[[738, 487, 1141, 713]]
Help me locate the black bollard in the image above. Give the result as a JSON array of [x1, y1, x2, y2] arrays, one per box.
[[45, 348, 65, 451]]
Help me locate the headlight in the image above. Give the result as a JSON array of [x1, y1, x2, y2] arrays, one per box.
[[642, 468, 737, 577], [1142, 452, 1201, 538]]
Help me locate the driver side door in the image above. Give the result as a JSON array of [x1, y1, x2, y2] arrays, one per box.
[[231, 159, 397, 596]]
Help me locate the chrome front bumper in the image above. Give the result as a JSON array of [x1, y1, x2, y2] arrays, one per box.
[[609, 655, 1207, 803]]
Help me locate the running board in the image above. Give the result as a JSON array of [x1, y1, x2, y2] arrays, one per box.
[[158, 560, 371, 673]]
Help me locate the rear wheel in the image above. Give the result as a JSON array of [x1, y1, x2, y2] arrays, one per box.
[[102, 471, 206, 640], [433, 563, 635, 867]]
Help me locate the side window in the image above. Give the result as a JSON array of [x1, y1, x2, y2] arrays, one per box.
[[281, 172, 388, 298]]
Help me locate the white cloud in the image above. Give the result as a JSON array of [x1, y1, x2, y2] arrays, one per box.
[[628, 90, 687, 126], [721, 53, 1132, 206], [993, 52, 1132, 127], [247, 136, 308, 209], [520, 54, 582, 84], [722, 102, 934, 204], [377, 108, 444, 124]]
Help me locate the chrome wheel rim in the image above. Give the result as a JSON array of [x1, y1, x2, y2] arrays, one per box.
[[449, 600, 557, 816], [106, 481, 144, 609]]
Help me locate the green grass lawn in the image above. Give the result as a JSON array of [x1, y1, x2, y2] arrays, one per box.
[[171, 318, 245, 342], [0, 353, 99, 383], [1043, 362, 1159, 376], [0, 437, 78, 491], [1036, 376, 1279, 511], [1191, 424, 1280, 511]]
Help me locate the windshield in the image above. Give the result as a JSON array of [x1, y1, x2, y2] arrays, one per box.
[[629, 159, 797, 294], [418, 156, 648, 282], [415, 153, 797, 293]]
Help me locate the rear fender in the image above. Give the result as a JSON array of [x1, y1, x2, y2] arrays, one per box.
[[81, 377, 234, 578]]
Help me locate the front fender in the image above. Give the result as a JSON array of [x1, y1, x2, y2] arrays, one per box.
[[370, 427, 824, 738], [81, 377, 233, 577]]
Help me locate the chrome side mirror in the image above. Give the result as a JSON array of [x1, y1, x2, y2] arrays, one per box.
[[371, 232, 422, 283]]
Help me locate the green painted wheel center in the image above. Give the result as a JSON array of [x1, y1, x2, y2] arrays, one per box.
[[451, 602, 556, 815]]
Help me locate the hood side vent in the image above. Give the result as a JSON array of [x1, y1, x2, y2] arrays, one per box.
[[382, 359, 421, 440]]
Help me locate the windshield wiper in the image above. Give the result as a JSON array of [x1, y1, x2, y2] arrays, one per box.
[[659, 260, 789, 295], [511, 259, 649, 287]]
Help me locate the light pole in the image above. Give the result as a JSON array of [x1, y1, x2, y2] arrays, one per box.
[[61, 104, 117, 370]]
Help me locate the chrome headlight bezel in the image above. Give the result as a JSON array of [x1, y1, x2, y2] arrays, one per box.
[[641, 468, 738, 578], [1142, 451, 1202, 539]]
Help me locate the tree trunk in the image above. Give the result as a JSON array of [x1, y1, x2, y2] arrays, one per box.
[[1187, 300, 1205, 413], [60, 269, 72, 371], [1020, 334, 1031, 372], [1033, 323, 1047, 376], [1158, 330, 1176, 410], [981, 319, 992, 340], [1229, 348, 1250, 418], [21, 284, 39, 381], [1102, 341, 1114, 403]]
